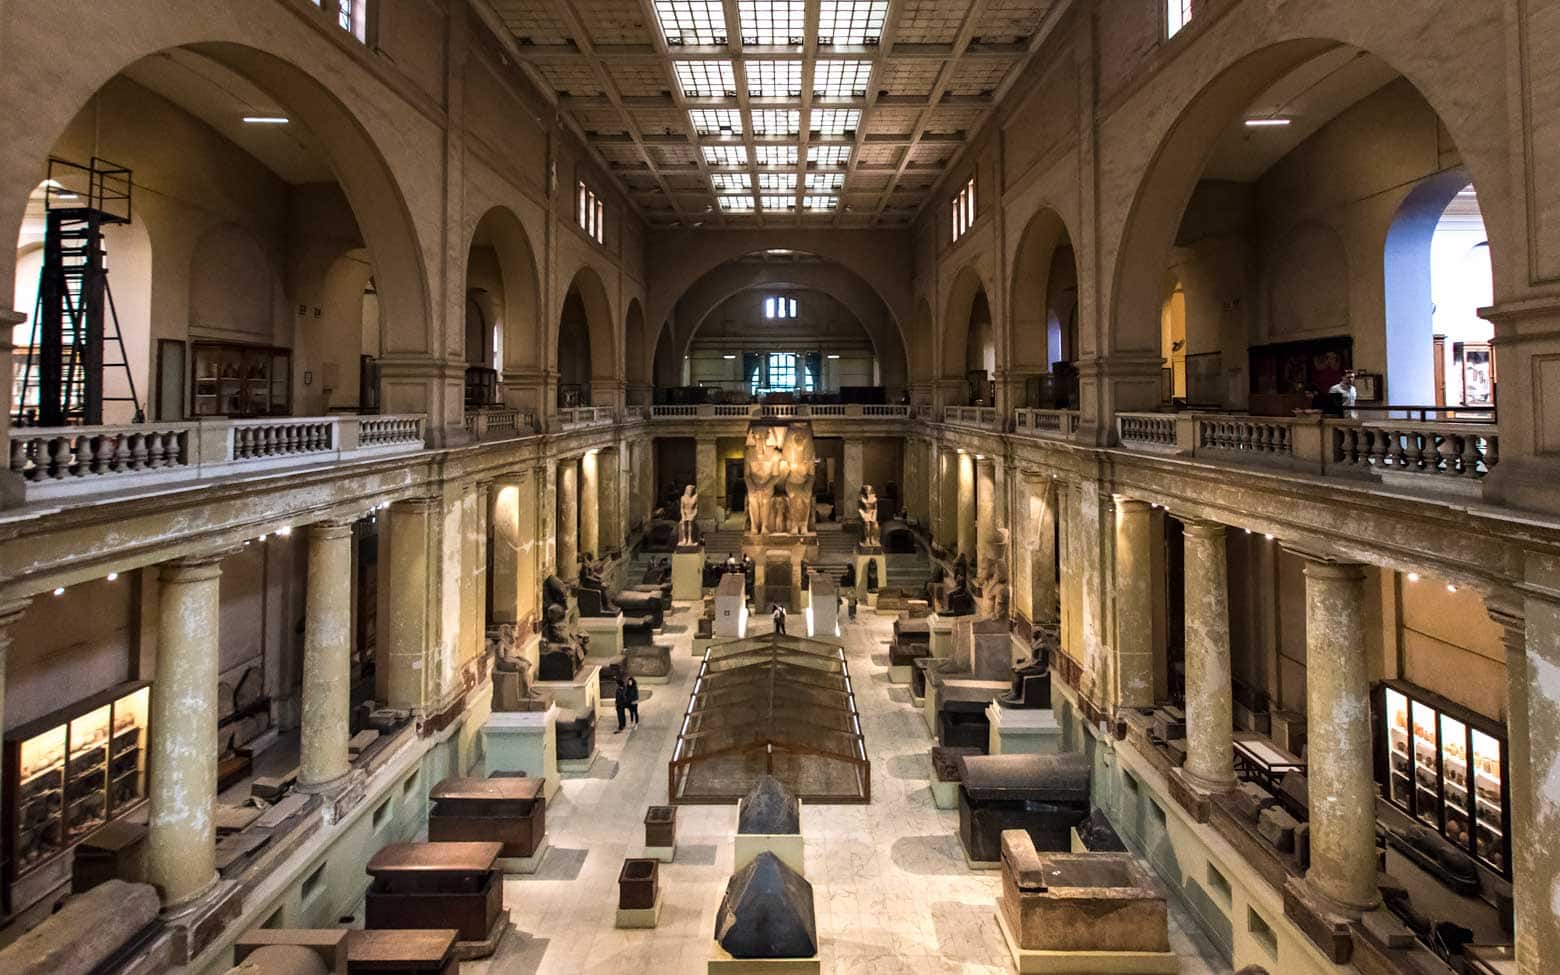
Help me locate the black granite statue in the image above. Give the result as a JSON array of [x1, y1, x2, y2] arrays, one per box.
[[714, 852, 817, 959], [539, 603, 586, 681], [839, 562, 857, 590], [543, 573, 572, 610], [738, 775, 800, 835], [999, 633, 1052, 709], [864, 559, 879, 593]]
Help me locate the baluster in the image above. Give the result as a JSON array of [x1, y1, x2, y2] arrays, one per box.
[[88, 435, 110, 475], [1435, 432, 1458, 476], [46, 437, 69, 479], [1482, 435, 1499, 473], [10, 438, 29, 479], [152, 432, 171, 469]]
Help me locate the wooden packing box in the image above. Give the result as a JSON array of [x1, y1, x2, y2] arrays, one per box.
[[365, 842, 502, 943], [428, 777, 545, 858]]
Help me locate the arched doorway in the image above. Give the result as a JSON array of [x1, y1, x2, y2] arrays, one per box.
[[943, 266, 993, 406], [1009, 208, 1080, 409], [554, 266, 614, 410], [465, 207, 539, 413]]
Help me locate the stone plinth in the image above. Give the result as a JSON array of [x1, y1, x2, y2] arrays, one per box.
[[715, 573, 747, 638], [578, 612, 626, 658], [808, 575, 839, 638], [481, 707, 560, 799], [928, 614, 957, 658], [537, 663, 601, 716], [987, 705, 1062, 756], [707, 946, 821, 974], [674, 547, 705, 601]]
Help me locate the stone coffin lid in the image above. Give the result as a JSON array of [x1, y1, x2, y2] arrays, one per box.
[[931, 745, 981, 782], [430, 776, 543, 803], [958, 752, 1090, 803], [894, 618, 931, 639], [714, 851, 818, 959], [366, 841, 503, 877], [738, 775, 801, 834]]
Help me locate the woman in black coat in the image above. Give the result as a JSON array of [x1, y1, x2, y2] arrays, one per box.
[[625, 677, 641, 727]]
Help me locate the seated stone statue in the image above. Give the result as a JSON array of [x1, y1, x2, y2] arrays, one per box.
[[543, 572, 573, 611], [538, 603, 585, 681], [493, 650, 551, 712], [940, 569, 976, 616]]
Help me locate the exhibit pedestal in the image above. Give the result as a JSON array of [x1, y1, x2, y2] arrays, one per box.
[[559, 748, 601, 775], [497, 837, 550, 875], [928, 614, 957, 658], [715, 574, 747, 638], [888, 663, 912, 684], [579, 613, 626, 658], [452, 908, 511, 961], [995, 911, 1178, 974], [930, 777, 960, 809], [708, 945, 821, 974], [616, 890, 663, 929], [644, 844, 675, 862], [986, 705, 1062, 756], [673, 547, 705, 602], [538, 664, 602, 716], [481, 707, 560, 799], [807, 576, 840, 639]]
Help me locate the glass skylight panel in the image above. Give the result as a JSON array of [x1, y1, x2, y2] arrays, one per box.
[[803, 195, 839, 211], [806, 172, 844, 191], [813, 60, 873, 98], [817, 1, 887, 45], [746, 60, 802, 98], [719, 195, 757, 212], [759, 173, 798, 191], [810, 109, 860, 135], [752, 109, 801, 135], [704, 145, 749, 167], [675, 60, 736, 97], [739, 0, 805, 45], [761, 195, 797, 211], [711, 173, 752, 192], [689, 108, 744, 134], [808, 144, 852, 168], [755, 145, 799, 167], [655, 0, 728, 45]]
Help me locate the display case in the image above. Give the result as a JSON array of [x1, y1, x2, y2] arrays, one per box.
[[190, 341, 291, 417], [1376, 679, 1509, 878], [3, 682, 150, 901]]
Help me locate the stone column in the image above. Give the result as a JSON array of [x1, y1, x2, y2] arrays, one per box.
[[956, 452, 976, 560], [557, 458, 579, 579], [147, 555, 225, 906], [975, 456, 997, 566], [1113, 498, 1155, 709], [695, 437, 718, 527], [0, 598, 31, 832], [1031, 476, 1058, 622], [1180, 520, 1235, 793], [491, 481, 522, 624], [841, 438, 864, 522], [385, 498, 435, 712], [598, 446, 621, 553], [1299, 557, 1379, 916], [299, 519, 355, 792], [937, 448, 957, 549], [579, 451, 599, 559]]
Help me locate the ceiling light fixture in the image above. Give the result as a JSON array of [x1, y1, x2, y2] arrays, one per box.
[[1244, 117, 1291, 127], [722, 354, 737, 360], [1407, 572, 1420, 582], [107, 572, 119, 582], [827, 353, 841, 359], [1446, 583, 1458, 593], [242, 116, 290, 125]]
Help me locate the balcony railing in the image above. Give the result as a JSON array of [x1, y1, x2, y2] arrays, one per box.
[[556, 406, 615, 429], [9, 414, 427, 500], [463, 407, 531, 442], [1016, 408, 1081, 441], [1330, 420, 1499, 480], [1116, 412, 1176, 450], [648, 404, 912, 421], [942, 405, 1004, 431]]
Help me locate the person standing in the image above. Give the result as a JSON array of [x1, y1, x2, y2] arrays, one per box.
[[613, 679, 629, 733], [1327, 370, 1358, 417], [626, 676, 641, 728], [772, 603, 787, 635]]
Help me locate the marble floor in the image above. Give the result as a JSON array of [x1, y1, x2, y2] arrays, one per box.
[[468, 605, 1230, 974]]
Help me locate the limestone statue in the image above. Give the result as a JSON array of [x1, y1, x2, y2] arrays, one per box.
[[781, 423, 816, 533], [859, 484, 880, 546], [744, 425, 786, 534], [678, 484, 699, 545], [493, 644, 550, 712], [981, 559, 1011, 621], [767, 490, 790, 534]]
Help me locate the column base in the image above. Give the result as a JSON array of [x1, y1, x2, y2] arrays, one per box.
[[162, 878, 242, 964], [1283, 876, 1371, 964], [1175, 765, 1236, 796]]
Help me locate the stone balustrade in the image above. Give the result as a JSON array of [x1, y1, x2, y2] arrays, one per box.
[[1330, 419, 1499, 480], [942, 405, 1004, 430], [9, 413, 426, 500], [647, 403, 911, 421], [556, 406, 615, 429], [463, 407, 531, 441], [1016, 408, 1081, 440]]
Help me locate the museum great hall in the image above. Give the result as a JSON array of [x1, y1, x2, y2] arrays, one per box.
[[0, 1, 1551, 973]]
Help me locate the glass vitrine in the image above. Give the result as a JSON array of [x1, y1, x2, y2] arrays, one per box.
[[1377, 680, 1509, 877]]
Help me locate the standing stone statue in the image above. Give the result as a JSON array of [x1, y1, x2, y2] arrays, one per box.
[[981, 559, 1011, 621], [745, 426, 786, 534], [781, 423, 816, 533], [767, 489, 790, 534], [859, 484, 880, 547], [679, 484, 700, 546]]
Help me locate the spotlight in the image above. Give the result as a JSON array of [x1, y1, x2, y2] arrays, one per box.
[[277, 526, 293, 537], [1446, 584, 1458, 593], [1244, 117, 1291, 127], [106, 572, 118, 582], [1407, 572, 1420, 582], [242, 115, 290, 125], [52, 587, 64, 596], [1264, 533, 1274, 540]]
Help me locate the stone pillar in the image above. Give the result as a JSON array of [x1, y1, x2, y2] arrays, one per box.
[[695, 437, 718, 527], [0, 598, 31, 829], [956, 452, 976, 560], [975, 456, 997, 566], [558, 459, 579, 579], [1299, 557, 1379, 916], [491, 481, 522, 624], [299, 519, 355, 792], [1031, 476, 1058, 622], [937, 448, 957, 549], [147, 555, 225, 906], [599, 446, 621, 554], [1113, 498, 1155, 709], [385, 498, 435, 711], [841, 438, 864, 522], [579, 451, 599, 559], [1180, 520, 1235, 793]]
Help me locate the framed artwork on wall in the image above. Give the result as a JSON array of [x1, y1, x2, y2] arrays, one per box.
[[1353, 370, 1381, 403]]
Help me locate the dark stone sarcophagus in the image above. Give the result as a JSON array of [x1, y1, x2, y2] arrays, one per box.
[[556, 708, 595, 760], [937, 683, 997, 751], [889, 617, 931, 667], [713, 852, 817, 959], [957, 752, 1091, 864]]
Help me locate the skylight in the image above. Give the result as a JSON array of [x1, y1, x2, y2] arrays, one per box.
[[739, 0, 806, 45], [746, 60, 803, 98], [654, 0, 728, 45], [759, 172, 798, 191], [675, 60, 736, 97], [761, 195, 797, 211], [719, 195, 757, 212], [810, 109, 860, 135], [808, 145, 852, 168], [806, 172, 844, 191], [689, 108, 744, 134], [712, 173, 752, 192], [752, 109, 801, 135], [803, 195, 839, 211], [817, 1, 887, 45], [756, 145, 799, 167], [704, 145, 749, 167], [813, 60, 873, 98]]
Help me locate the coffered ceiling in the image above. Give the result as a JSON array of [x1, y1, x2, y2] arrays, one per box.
[[489, 0, 1063, 227]]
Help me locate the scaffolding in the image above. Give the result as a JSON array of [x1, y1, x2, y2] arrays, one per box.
[[669, 633, 870, 804]]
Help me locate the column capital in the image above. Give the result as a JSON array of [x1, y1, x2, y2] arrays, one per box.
[[160, 551, 234, 582], [1113, 495, 1151, 515], [1296, 556, 1368, 582], [0, 596, 32, 626], [392, 496, 440, 514], [1181, 519, 1227, 541], [309, 518, 357, 541]]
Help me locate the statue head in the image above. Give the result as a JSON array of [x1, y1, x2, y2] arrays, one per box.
[[683, 484, 696, 498], [546, 603, 566, 625]]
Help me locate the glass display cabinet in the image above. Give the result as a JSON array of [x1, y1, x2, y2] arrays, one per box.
[[1376, 679, 1509, 878], [190, 341, 291, 417], [3, 682, 149, 904]]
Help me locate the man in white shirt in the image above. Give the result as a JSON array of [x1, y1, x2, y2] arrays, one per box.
[[1328, 371, 1357, 415]]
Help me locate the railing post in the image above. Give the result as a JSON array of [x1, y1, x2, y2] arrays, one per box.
[[1174, 414, 1197, 456], [696, 404, 715, 419], [199, 420, 233, 469], [336, 416, 359, 453], [1289, 416, 1326, 474]]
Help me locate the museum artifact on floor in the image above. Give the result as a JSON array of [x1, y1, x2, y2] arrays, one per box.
[[713, 851, 818, 960], [428, 776, 546, 859], [958, 752, 1091, 864]]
